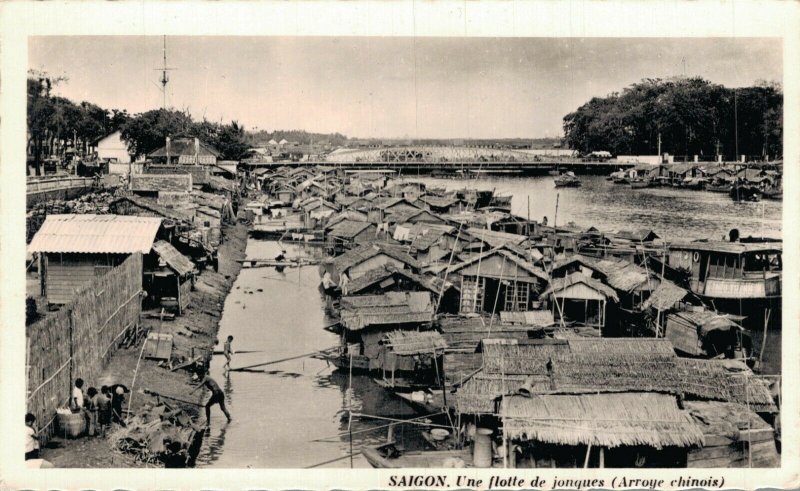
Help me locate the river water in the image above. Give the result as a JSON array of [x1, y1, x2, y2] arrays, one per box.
[[408, 175, 782, 240], [196, 175, 782, 468]]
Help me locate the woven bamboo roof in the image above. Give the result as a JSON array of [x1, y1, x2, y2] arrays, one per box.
[[339, 291, 434, 331], [456, 337, 777, 414], [327, 219, 375, 239], [384, 330, 448, 355], [345, 264, 445, 295], [332, 243, 420, 275], [587, 256, 656, 292], [642, 280, 689, 311], [448, 247, 548, 281], [502, 393, 704, 449], [542, 272, 619, 301], [465, 228, 527, 247]]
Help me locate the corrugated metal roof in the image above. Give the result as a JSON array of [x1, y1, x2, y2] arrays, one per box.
[[29, 214, 162, 254], [152, 240, 195, 276]]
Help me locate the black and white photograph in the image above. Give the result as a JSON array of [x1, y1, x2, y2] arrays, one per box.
[[1, 1, 798, 488]]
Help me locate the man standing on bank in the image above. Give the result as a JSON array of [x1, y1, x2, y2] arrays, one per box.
[[191, 373, 232, 427], [223, 335, 234, 371]]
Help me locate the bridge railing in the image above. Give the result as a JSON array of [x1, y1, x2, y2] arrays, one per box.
[[26, 176, 95, 194]]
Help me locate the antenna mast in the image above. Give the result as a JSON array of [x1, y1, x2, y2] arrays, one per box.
[[155, 35, 175, 109]]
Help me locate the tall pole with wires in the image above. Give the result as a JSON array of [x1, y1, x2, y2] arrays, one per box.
[[155, 36, 175, 109]]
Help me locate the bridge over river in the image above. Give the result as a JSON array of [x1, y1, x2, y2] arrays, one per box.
[[244, 144, 638, 174]]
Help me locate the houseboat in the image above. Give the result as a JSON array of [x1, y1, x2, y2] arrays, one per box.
[[667, 239, 781, 329]]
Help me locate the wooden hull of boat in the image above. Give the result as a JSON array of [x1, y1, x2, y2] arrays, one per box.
[[554, 181, 581, 188], [394, 390, 450, 414], [362, 445, 474, 468], [629, 180, 651, 189], [314, 352, 371, 371]]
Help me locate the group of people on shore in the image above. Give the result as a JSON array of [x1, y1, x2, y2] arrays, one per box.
[[27, 337, 236, 460], [70, 378, 130, 437], [24, 378, 130, 460]]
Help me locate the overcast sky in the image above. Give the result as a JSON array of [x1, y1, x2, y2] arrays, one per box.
[[29, 36, 781, 139]]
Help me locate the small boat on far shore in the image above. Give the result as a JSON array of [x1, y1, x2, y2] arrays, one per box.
[[629, 178, 652, 189], [554, 172, 581, 187]]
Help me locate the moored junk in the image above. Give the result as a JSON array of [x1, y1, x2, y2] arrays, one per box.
[[244, 163, 780, 468]]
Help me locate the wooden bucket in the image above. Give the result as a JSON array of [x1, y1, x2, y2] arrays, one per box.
[[57, 412, 85, 438]]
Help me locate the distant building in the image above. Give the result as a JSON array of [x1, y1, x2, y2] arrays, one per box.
[[93, 131, 132, 163], [148, 137, 219, 165]]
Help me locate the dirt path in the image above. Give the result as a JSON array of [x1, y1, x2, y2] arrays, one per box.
[[39, 217, 249, 468]]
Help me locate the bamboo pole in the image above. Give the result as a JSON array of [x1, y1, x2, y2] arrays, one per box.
[[583, 443, 592, 468], [229, 346, 337, 371]]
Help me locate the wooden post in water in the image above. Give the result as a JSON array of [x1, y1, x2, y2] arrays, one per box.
[[583, 444, 592, 468], [760, 308, 771, 364]]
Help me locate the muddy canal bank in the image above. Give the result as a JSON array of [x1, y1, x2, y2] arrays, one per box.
[[40, 216, 249, 468]]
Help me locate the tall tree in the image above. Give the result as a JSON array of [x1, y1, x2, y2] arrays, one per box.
[[562, 77, 782, 160], [120, 108, 193, 159]]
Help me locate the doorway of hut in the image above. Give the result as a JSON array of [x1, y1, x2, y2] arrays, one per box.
[[557, 298, 604, 329], [481, 277, 507, 314]]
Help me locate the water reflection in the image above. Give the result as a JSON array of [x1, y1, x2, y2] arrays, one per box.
[[405, 175, 781, 239], [195, 177, 781, 467]]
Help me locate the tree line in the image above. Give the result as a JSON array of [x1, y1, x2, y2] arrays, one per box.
[[27, 72, 346, 176], [562, 77, 782, 160]]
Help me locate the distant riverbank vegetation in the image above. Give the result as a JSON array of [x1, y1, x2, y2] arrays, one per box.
[[562, 77, 782, 159], [26, 71, 348, 175]]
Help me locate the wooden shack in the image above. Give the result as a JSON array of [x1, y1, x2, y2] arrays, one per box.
[[326, 220, 378, 252], [541, 273, 618, 331], [148, 240, 196, 315], [446, 248, 549, 315], [28, 214, 163, 305]]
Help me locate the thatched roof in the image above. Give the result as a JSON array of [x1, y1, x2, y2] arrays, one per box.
[[418, 195, 462, 208], [339, 291, 434, 331], [437, 317, 533, 352], [684, 400, 775, 440], [642, 280, 689, 310], [384, 330, 447, 355], [667, 310, 743, 335], [542, 272, 619, 302], [499, 310, 555, 326], [327, 219, 375, 239], [465, 228, 527, 247], [587, 256, 657, 292], [448, 248, 548, 281], [457, 338, 777, 414], [501, 393, 704, 449], [345, 264, 445, 295], [332, 243, 420, 275], [482, 338, 571, 374]]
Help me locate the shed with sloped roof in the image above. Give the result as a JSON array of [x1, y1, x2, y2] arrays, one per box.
[[29, 214, 163, 304]]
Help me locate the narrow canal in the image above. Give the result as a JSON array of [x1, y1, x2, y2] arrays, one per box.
[[196, 175, 782, 467], [195, 239, 425, 468]]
